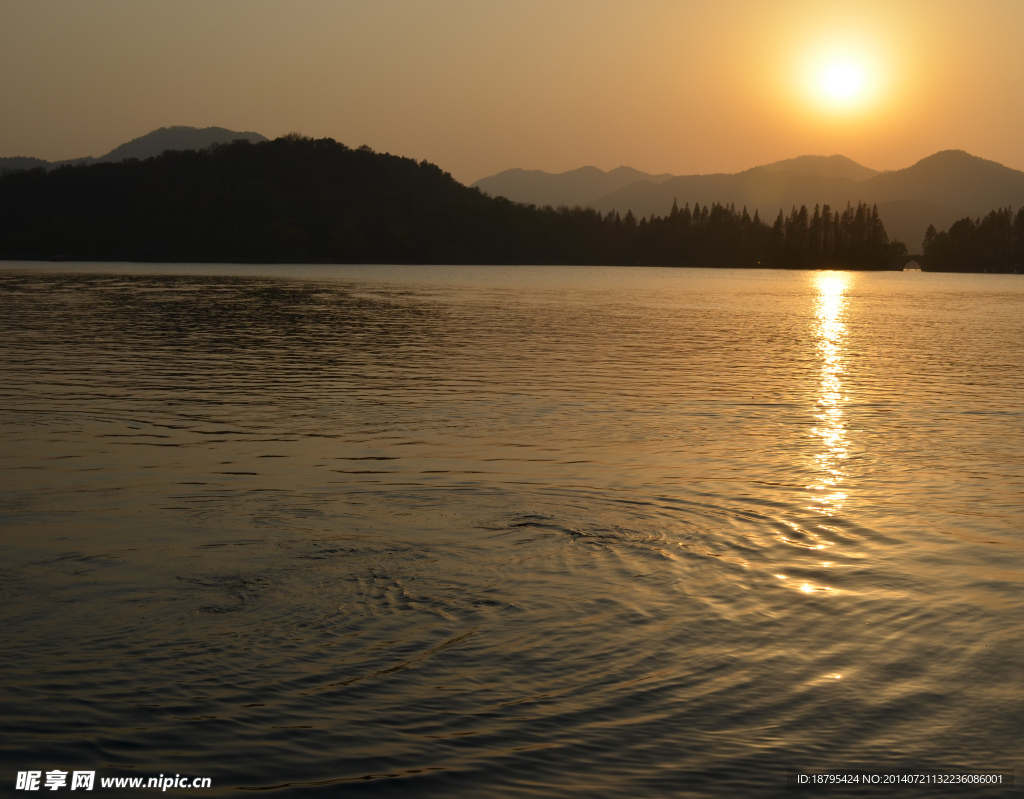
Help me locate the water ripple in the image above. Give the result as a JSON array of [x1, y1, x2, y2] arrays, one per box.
[[1, 265, 1021, 795]]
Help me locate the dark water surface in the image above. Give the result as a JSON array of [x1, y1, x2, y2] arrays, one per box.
[[1, 264, 1022, 796]]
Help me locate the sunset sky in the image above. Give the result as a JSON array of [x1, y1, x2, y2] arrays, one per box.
[[2, 0, 1023, 184]]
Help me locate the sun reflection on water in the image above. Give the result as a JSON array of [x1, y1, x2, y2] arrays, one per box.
[[809, 272, 852, 516], [777, 273, 855, 596]]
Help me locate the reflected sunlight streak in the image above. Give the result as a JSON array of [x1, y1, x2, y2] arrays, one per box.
[[809, 272, 852, 517]]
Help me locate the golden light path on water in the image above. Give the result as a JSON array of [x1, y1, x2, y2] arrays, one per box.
[[811, 271, 851, 516], [779, 272, 854, 600]]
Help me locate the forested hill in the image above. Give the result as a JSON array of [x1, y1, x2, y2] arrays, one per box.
[[0, 135, 897, 268]]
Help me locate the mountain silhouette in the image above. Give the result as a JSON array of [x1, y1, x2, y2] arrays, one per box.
[[98, 126, 268, 162], [0, 135, 898, 269], [588, 166, 965, 249], [0, 156, 50, 173], [0, 126, 268, 174], [863, 150, 1024, 210], [475, 150, 1024, 250], [759, 154, 878, 181], [472, 155, 879, 208], [473, 165, 674, 210]]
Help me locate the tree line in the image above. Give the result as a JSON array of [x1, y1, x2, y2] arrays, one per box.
[[0, 135, 900, 268], [922, 208, 1024, 272], [622, 199, 895, 269]]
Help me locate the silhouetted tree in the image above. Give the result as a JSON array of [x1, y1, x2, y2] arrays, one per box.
[[922, 207, 1024, 271]]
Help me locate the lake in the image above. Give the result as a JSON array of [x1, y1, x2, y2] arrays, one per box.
[[1, 263, 1021, 796]]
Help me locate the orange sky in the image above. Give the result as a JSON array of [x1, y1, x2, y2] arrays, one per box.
[[2, 0, 1023, 184]]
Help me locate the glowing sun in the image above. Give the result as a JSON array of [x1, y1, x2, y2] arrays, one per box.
[[821, 60, 866, 102], [813, 55, 874, 110]]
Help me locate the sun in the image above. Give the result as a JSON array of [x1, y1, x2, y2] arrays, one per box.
[[810, 52, 875, 111], [820, 60, 866, 103]]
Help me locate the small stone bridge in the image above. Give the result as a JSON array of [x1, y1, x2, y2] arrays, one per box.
[[894, 254, 926, 270]]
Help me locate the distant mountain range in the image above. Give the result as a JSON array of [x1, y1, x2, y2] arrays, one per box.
[[5, 129, 1022, 253], [0, 136, 902, 269], [0, 126, 268, 174], [473, 151, 1024, 250], [472, 165, 677, 211]]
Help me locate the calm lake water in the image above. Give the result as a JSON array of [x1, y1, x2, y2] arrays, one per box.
[[1, 264, 1022, 796]]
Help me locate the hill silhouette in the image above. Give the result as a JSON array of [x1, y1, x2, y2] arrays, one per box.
[[0, 156, 50, 173], [473, 165, 674, 210], [472, 155, 881, 207], [0, 126, 268, 174], [0, 135, 898, 269], [759, 154, 878, 181], [475, 150, 1024, 249], [863, 150, 1024, 210], [588, 151, 1024, 249], [98, 126, 268, 162]]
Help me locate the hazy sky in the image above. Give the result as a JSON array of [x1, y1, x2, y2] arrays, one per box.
[[2, 0, 1023, 183]]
